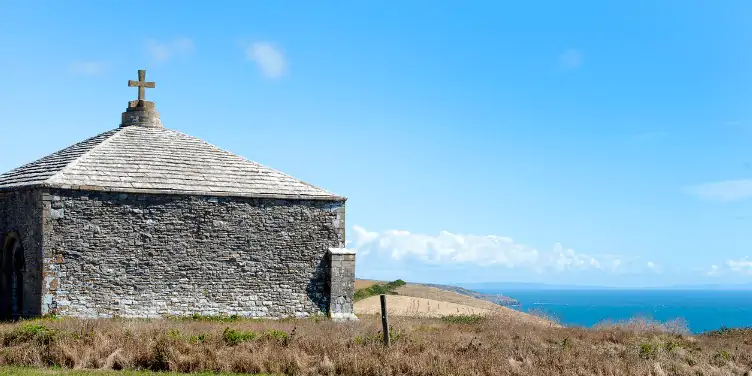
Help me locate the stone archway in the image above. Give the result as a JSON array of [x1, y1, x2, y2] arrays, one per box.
[[1, 233, 25, 320]]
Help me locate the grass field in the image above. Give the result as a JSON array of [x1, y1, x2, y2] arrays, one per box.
[[353, 280, 554, 325], [0, 315, 749, 375], [0, 367, 268, 375]]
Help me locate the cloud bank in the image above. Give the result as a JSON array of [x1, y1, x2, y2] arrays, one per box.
[[246, 42, 287, 79], [726, 258, 752, 275], [350, 226, 650, 275], [705, 258, 752, 277]]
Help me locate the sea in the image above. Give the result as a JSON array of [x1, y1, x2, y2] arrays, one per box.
[[477, 288, 752, 334]]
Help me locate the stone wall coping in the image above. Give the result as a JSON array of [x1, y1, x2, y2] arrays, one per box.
[[329, 248, 356, 255], [0, 184, 347, 202]]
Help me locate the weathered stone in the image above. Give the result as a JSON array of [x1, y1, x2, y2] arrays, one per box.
[[328, 248, 357, 321], [128, 70, 155, 101], [30, 190, 347, 318], [0, 189, 44, 318], [0, 70, 355, 320]]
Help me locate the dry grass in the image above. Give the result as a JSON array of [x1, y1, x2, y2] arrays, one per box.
[[395, 284, 505, 310], [355, 295, 495, 317], [355, 282, 554, 327], [0, 315, 749, 375], [353, 280, 382, 290], [0, 366, 266, 375]]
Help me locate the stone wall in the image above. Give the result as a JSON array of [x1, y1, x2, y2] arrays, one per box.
[[41, 189, 347, 318], [328, 248, 357, 321], [0, 189, 44, 317]]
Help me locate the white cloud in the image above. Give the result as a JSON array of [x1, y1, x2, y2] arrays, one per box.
[[68, 61, 107, 76], [706, 264, 720, 276], [727, 258, 752, 275], [646, 261, 662, 273], [147, 37, 195, 62], [246, 42, 287, 79], [559, 48, 583, 69], [549, 243, 601, 271], [684, 179, 752, 202], [351, 225, 619, 273], [704, 258, 752, 276]]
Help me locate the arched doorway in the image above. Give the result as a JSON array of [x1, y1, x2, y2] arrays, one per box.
[[1, 233, 25, 320]]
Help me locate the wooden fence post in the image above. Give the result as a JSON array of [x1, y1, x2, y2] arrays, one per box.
[[380, 294, 390, 347]]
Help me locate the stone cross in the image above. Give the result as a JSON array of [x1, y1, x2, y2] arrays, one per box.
[[128, 70, 155, 101]]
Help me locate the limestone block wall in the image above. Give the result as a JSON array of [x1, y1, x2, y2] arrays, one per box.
[[0, 189, 44, 317], [40, 189, 346, 318], [328, 248, 356, 320]]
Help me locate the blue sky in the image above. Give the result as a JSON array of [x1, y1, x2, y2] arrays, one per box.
[[2, 1, 752, 287]]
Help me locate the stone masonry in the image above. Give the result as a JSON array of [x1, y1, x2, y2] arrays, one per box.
[[328, 248, 357, 320], [40, 190, 345, 318], [0, 70, 357, 320], [0, 189, 44, 318]]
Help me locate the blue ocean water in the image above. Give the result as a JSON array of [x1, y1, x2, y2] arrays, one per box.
[[478, 289, 752, 334]]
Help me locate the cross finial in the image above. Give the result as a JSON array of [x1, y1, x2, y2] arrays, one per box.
[[128, 69, 155, 100]]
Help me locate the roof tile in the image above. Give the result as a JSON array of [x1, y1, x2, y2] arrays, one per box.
[[0, 127, 343, 200]]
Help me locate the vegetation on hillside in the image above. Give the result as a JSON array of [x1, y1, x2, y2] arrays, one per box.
[[353, 279, 406, 301], [0, 315, 750, 375]]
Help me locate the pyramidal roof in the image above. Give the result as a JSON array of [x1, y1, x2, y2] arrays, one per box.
[[0, 71, 343, 201]]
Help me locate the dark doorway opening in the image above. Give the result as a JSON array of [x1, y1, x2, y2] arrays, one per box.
[[1, 233, 25, 320]]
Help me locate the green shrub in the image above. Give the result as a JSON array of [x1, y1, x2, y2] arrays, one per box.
[[664, 340, 681, 352], [561, 337, 571, 350], [185, 313, 241, 322], [711, 349, 731, 366], [353, 279, 407, 302], [440, 314, 485, 325], [190, 333, 208, 343], [164, 313, 242, 322], [3, 323, 59, 346], [638, 343, 658, 359], [385, 279, 407, 289], [222, 327, 256, 346], [264, 329, 289, 344]]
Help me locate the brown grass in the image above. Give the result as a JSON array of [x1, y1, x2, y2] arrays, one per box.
[[0, 366, 265, 375], [355, 295, 496, 317], [395, 284, 505, 310], [354, 282, 554, 327], [0, 315, 749, 375], [353, 280, 382, 290]]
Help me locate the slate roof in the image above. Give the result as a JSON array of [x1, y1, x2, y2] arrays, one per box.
[[0, 126, 344, 200]]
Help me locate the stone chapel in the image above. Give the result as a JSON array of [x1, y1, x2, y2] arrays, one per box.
[[0, 70, 356, 320]]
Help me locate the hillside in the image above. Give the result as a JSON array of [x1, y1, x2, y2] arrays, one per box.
[[355, 279, 519, 306], [2, 315, 750, 375], [413, 282, 520, 306], [353, 279, 554, 327]]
